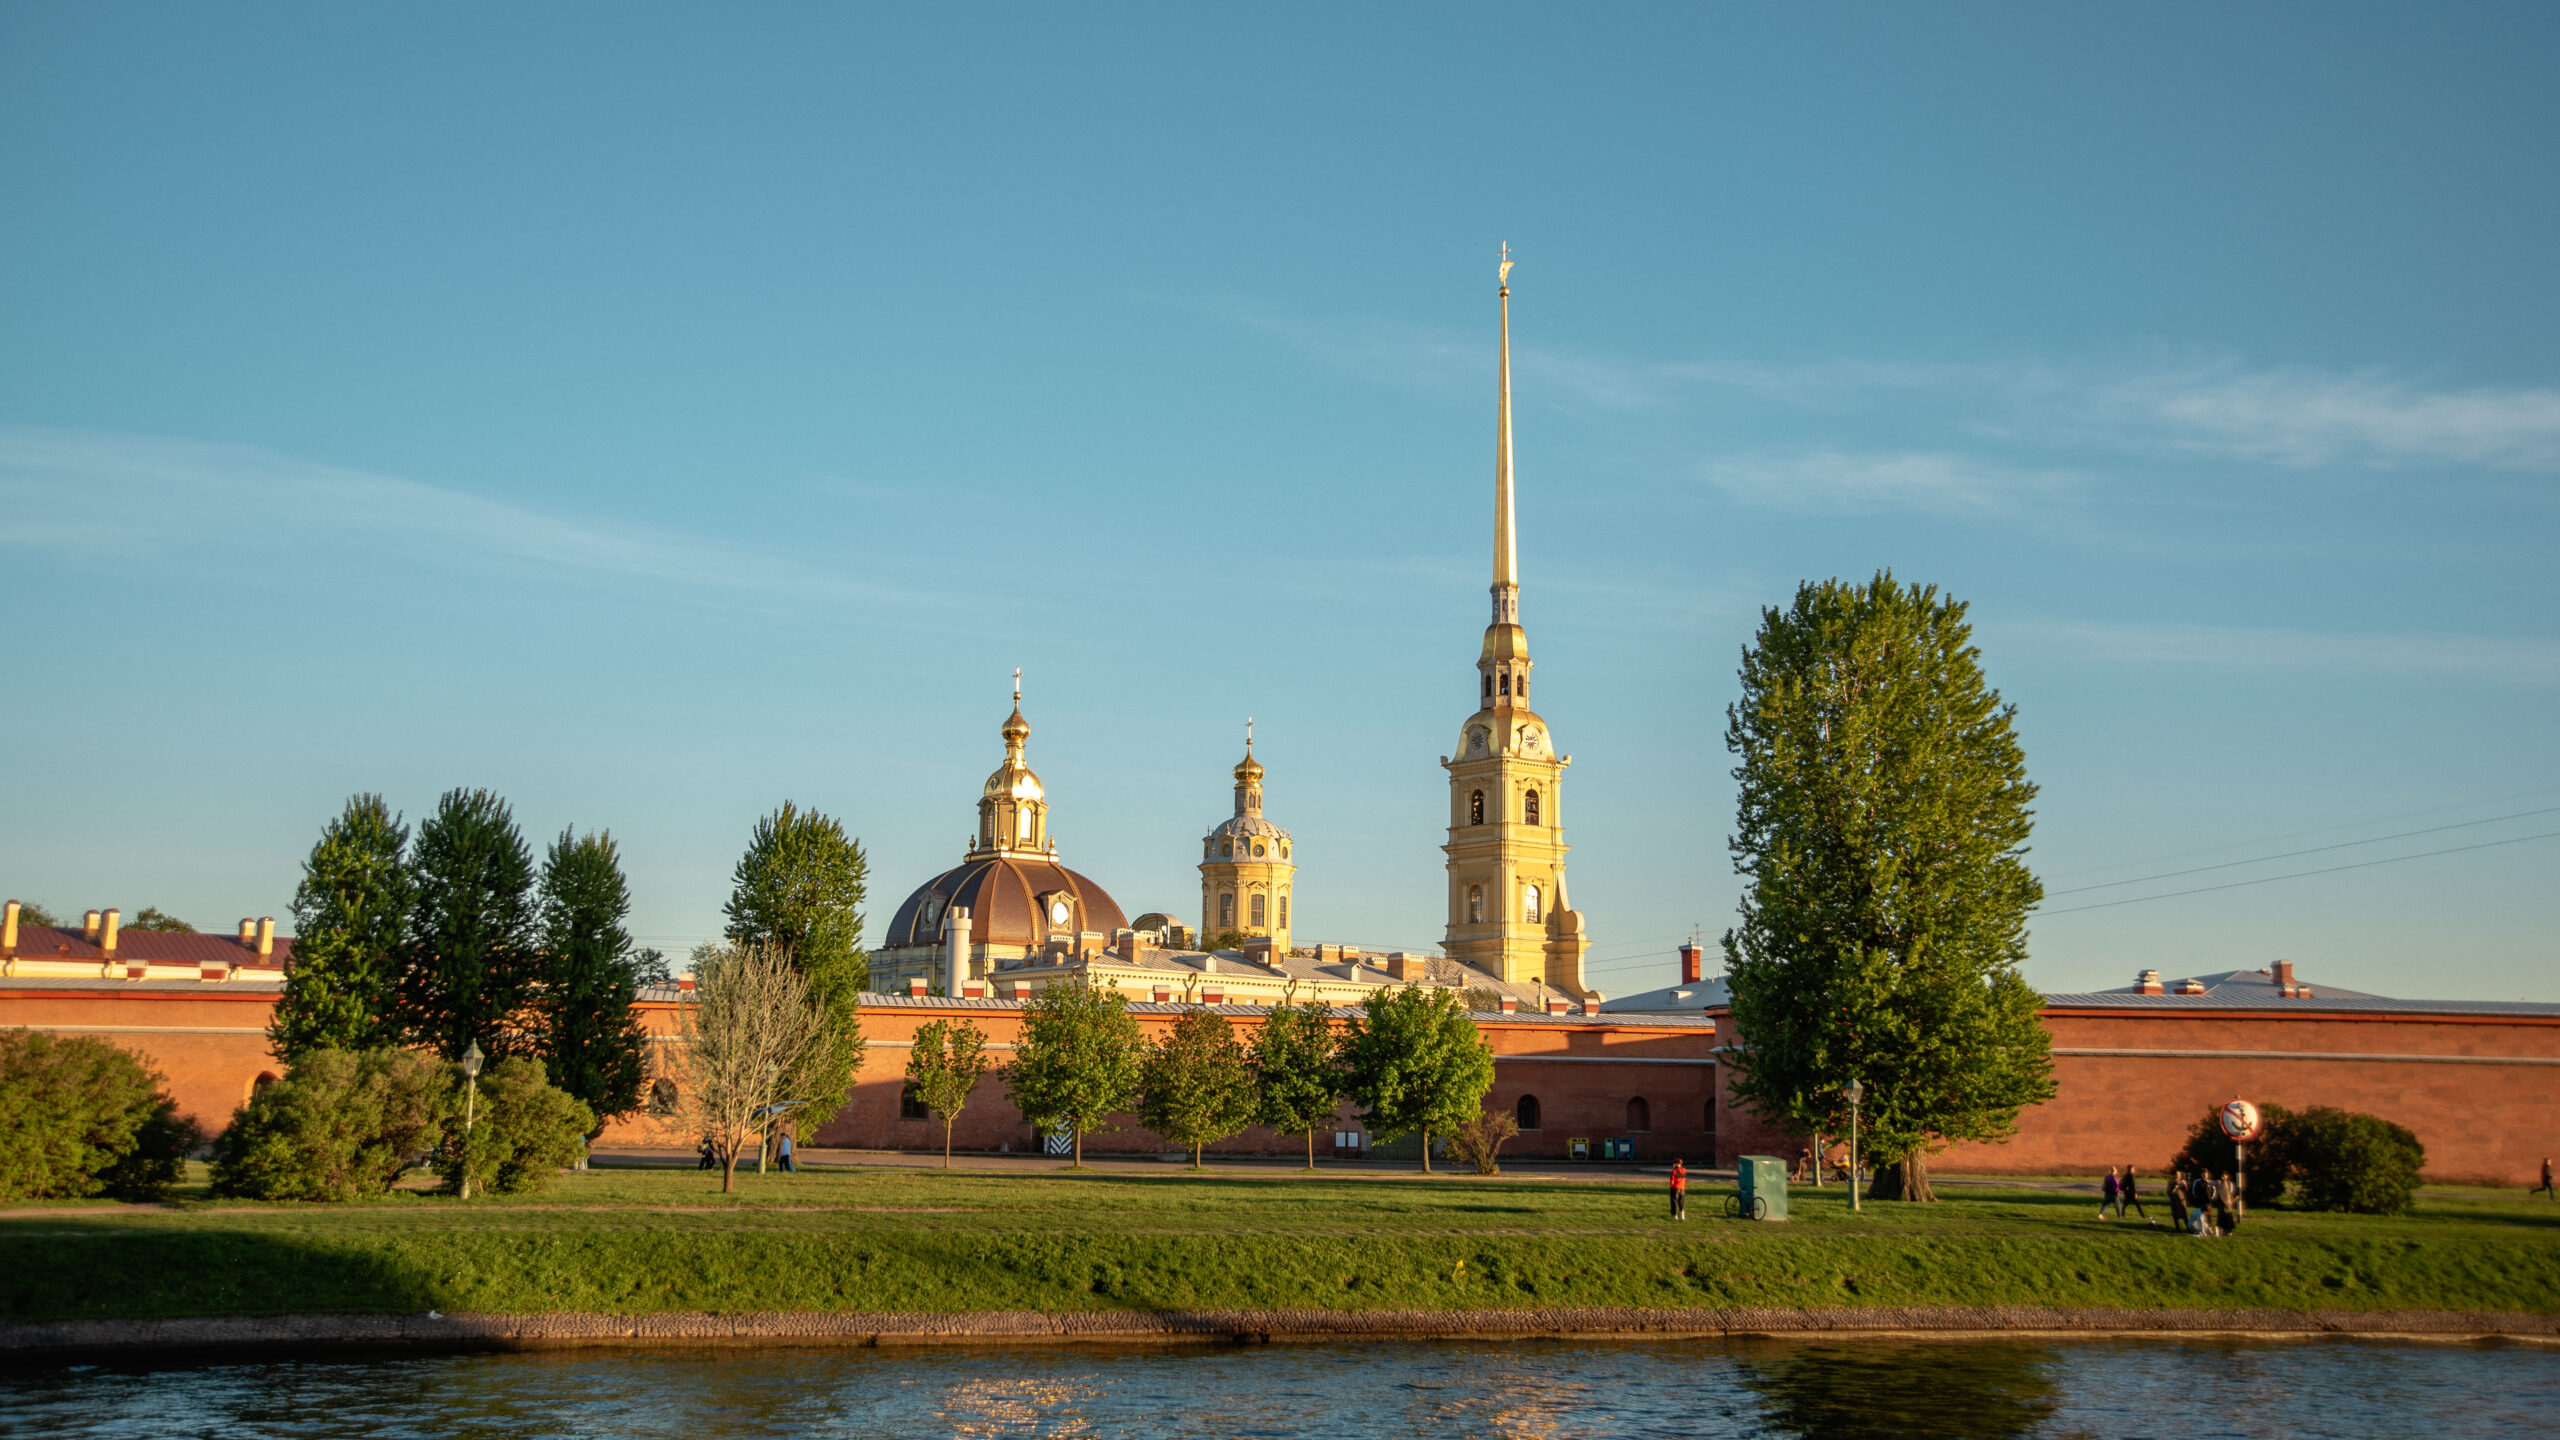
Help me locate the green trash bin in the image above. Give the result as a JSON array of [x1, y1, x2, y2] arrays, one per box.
[[1728, 1154, 1789, 1221]]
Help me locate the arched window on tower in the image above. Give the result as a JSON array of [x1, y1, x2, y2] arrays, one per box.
[[1467, 886, 1484, 924], [1523, 884, 1542, 924], [1499, 671, 1510, 696], [1525, 790, 1541, 825], [1626, 1096, 1651, 1133], [1470, 790, 1485, 825], [1482, 673, 1493, 699], [1515, 1094, 1542, 1131], [1251, 894, 1267, 928], [1518, 673, 1527, 699], [1219, 893, 1234, 927], [1278, 894, 1289, 928]]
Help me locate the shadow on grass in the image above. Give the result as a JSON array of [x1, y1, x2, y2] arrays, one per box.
[[0, 1219, 441, 1323]]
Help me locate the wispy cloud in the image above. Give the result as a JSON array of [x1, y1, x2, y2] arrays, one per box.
[[1696, 449, 2083, 515], [1990, 620, 2560, 685], [2100, 366, 2560, 471], [0, 426, 924, 608], [1224, 300, 2560, 479]]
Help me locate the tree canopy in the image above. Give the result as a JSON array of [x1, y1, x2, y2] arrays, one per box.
[[395, 788, 538, 1062], [905, 1018, 991, 1168], [125, 907, 194, 932], [272, 794, 413, 1060], [1250, 999, 1342, 1170], [1138, 1007, 1260, 1168], [724, 802, 869, 1128], [1721, 572, 2054, 1202], [1002, 981, 1142, 1165], [529, 828, 651, 1132], [1338, 985, 1494, 1174]]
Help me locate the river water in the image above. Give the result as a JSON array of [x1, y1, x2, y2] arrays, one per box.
[[2, 1337, 2553, 1438]]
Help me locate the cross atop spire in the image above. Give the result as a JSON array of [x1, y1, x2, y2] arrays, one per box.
[[1012, 666, 1022, 704], [1245, 715, 1254, 752], [1491, 244, 1520, 621]]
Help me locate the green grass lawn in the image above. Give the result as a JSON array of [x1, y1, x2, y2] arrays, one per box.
[[6, 1163, 2555, 1322]]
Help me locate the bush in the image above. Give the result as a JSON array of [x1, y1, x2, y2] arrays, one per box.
[[0, 1032, 200, 1200], [2170, 1103, 2296, 1207], [209, 1048, 453, 1201], [1444, 1110, 1522, 1175], [443, 1056, 594, 1196], [2288, 1106, 2425, 1215]]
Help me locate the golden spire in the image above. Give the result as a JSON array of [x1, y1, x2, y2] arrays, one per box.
[[1492, 242, 1519, 624]]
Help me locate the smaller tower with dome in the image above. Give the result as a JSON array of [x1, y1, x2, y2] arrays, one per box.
[[1198, 720, 1294, 953]]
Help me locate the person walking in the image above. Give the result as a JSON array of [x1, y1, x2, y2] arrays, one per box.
[[2188, 1171, 2214, 1236], [2166, 1168, 2190, 1233], [1669, 1159, 1688, 1220], [777, 1129, 798, 1174], [2100, 1166, 2121, 1219], [2534, 1157, 2555, 1200], [2122, 1165, 2149, 1221]]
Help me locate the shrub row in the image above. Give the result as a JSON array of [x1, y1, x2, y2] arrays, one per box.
[[2172, 1103, 2427, 1215]]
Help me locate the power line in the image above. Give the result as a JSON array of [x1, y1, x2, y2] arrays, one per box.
[[2048, 805, 2560, 896], [2034, 829, 2560, 916]]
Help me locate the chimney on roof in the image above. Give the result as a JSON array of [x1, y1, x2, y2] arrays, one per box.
[[907, 976, 929, 998], [1546, 996, 1570, 1014], [677, 973, 696, 992], [2, 901, 17, 955], [1679, 942, 1703, 985], [255, 917, 275, 959], [1498, 995, 1519, 1013], [84, 909, 103, 941], [2273, 959, 2296, 988], [1384, 953, 1416, 982], [237, 918, 256, 947], [2137, 969, 2163, 995], [100, 908, 121, 956]]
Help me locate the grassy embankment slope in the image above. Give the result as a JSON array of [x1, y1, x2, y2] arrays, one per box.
[[6, 1165, 2554, 1322]]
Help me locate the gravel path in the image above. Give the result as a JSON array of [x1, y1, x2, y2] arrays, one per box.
[[4, 1306, 2552, 1356]]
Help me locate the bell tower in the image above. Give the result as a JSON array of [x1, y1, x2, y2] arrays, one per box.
[[1200, 719, 1295, 952], [1441, 248, 1590, 994], [973, 669, 1051, 858]]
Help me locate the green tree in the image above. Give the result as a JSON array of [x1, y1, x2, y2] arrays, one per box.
[[1251, 998, 1342, 1170], [724, 802, 870, 1129], [395, 788, 537, 1062], [528, 828, 650, 1132], [0, 1032, 200, 1201], [1001, 980, 1142, 1166], [126, 906, 195, 932], [1445, 1109, 1522, 1175], [1722, 573, 2055, 1203], [443, 1055, 596, 1197], [9, 901, 60, 929], [2288, 1107, 2426, 1215], [1138, 1007, 1260, 1169], [905, 1017, 991, 1168], [1338, 985, 1495, 1174], [271, 794, 413, 1060], [1201, 929, 1251, 953], [209, 1048, 454, 1201]]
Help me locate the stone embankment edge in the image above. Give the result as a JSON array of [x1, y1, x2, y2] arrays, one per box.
[[3, 1308, 2554, 1357]]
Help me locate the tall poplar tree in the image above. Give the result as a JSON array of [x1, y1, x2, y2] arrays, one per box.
[[270, 794, 411, 1060], [724, 802, 870, 1128], [1722, 572, 2055, 1202], [1338, 985, 1494, 1174], [529, 828, 651, 1131], [395, 788, 537, 1061]]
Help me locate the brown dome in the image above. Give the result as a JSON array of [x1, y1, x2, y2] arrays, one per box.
[[881, 854, 1128, 951]]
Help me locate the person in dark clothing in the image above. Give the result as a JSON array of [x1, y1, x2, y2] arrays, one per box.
[[2167, 1169, 2190, 1233], [1669, 1159, 1688, 1220], [2190, 1172, 2217, 1236], [2534, 1157, 2555, 1200], [2213, 1174, 2237, 1235], [2122, 1165, 2149, 1220], [2100, 1167, 2120, 1219], [696, 1135, 717, 1171]]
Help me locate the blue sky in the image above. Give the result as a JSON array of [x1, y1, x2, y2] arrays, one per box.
[[3, 5, 2554, 1000]]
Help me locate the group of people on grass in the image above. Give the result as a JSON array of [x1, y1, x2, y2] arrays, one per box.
[[2102, 1164, 2241, 1236]]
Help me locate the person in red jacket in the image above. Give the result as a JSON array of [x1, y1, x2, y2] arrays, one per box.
[[1669, 1159, 1688, 1221]]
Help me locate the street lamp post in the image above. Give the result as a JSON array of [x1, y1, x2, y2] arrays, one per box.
[[458, 1040, 485, 1201], [1842, 1077, 1864, 1214]]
